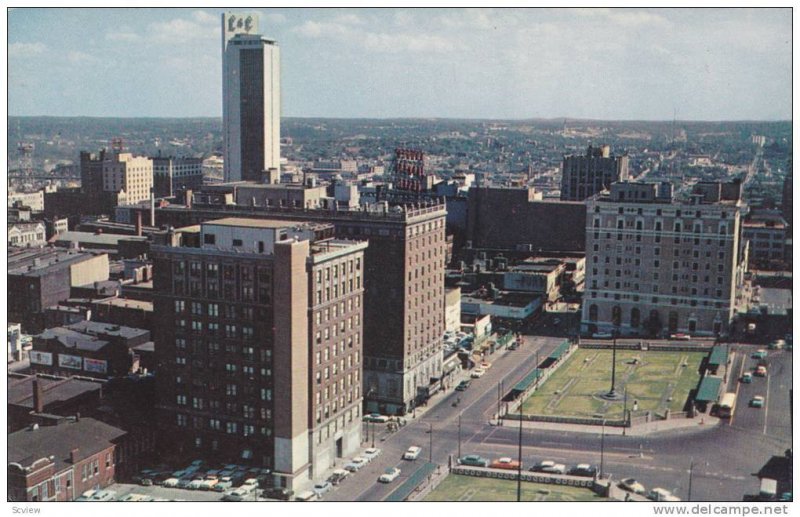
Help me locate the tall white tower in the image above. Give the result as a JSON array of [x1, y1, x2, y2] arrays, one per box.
[[222, 12, 281, 183]]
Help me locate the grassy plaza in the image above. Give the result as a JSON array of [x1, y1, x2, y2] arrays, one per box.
[[519, 348, 705, 419], [424, 474, 604, 502]]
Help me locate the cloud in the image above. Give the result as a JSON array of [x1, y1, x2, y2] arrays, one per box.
[[106, 31, 140, 42], [9, 42, 46, 58], [264, 12, 286, 24], [66, 50, 95, 64], [147, 14, 218, 43]]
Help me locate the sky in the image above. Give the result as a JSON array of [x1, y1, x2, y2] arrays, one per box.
[[7, 7, 793, 120]]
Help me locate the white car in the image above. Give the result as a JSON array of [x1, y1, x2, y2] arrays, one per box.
[[403, 446, 422, 460], [379, 467, 402, 483], [187, 478, 204, 490], [344, 457, 368, 472], [470, 368, 486, 378], [312, 481, 332, 497], [363, 447, 382, 462], [619, 478, 646, 495], [648, 488, 681, 502], [162, 478, 179, 488]]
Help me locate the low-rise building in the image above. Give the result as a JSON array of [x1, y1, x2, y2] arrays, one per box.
[[7, 374, 104, 432], [8, 417, 126, 502], [8, 222, 47, 248], [444, 287, 462, 333], [742, 210, 788, 268]]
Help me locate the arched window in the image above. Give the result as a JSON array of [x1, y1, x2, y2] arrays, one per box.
[[630, 308, 640, 328], [612, 306, 622, 327]]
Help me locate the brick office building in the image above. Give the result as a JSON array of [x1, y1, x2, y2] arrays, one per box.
[[126, 188, 448, 415], [8, 417, 126, 502], [152, 218, 366, 490], [582, 181, 748, 337]]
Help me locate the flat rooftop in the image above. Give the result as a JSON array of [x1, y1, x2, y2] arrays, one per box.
[[8, 374, 103, 410], [8, 248, 100, 277], [92, 297, 153, 311], [204, 217, 327, 230]]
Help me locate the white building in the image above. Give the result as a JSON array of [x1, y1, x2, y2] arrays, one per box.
[[222, 12, 281, 182], [102, 153, 154, 205]]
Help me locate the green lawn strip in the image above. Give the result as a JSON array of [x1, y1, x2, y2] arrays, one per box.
[[424, 475, 604, 502], [520, 349, 705, 419]]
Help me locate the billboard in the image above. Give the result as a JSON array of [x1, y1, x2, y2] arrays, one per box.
[[29, 351, 53, 366], [83, 358, 108, 374], [58, 354, 83, 370], [223, 12, 259, 42]]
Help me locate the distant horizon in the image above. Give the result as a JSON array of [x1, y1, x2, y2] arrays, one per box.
[[9, 8, 791, 120], [7, 114, 792, 123]]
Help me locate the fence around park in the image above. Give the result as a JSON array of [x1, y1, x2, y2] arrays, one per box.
[[451, 465, 598, 490]]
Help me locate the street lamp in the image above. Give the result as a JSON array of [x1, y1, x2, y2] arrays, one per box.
[[599, 420, 606, 479], [517, 402, 523, 502], [687, 458, 694, 501], [608, 330, 619, 398], [457, 412, 462, 459], [428, 423, 433, 463], [371, 420, 376, 448]]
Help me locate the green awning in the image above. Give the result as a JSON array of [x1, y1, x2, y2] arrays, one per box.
[[548, 340, 571, 361], [385, 462, 437, 501], [695, 376, 723, 403], [512, 368, 543, 393], [708, 345, 728, 367]]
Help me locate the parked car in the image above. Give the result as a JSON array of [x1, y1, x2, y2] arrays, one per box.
[[490, 457, 522, 470], [223, 488, 253, 502], [456, 380, 471, 391], [769, 340, 785, 350], [741, 372, 753, 383], [458, 455, 490, 467], [403, 446, 422, 460], [619, 478, 646, 495], [187, 478, 205, 490], [214, 477, 233, 492], [264, 487, 293, 501], [379, 467, 402, 483], [470, 368, 486, 378], [648, 488, 681, 502], [344, 457, 368, 472], [530, 460, 565, 474], [312, 481, 332, 497], [670, 333, 692, 341], [363, 448, 382, 462], [363, 413, 391, 423], [140, 478, 154, 486], [199, 478, 218, 490], [750, 396, 765, 408], [329, 469, 350, 485], [162, 478, 179, 488], [295, 490, 317, 502], [568, 464, 598, 478]]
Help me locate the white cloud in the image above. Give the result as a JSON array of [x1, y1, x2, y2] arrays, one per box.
[[67, 50, 95, 64], [264, 12, 287, 24], [148, 14, 219, 44], [9, 42, 46, 58], [106, 31, 140, 42], [191, 10, 217, 25]]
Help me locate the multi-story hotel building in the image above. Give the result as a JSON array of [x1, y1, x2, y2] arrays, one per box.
[[561, 144, 629, 201], [582, 181, 747, 337], [221, 12, 281, 182], [124, 187, 448, 415], [152, 217, 366, 490]]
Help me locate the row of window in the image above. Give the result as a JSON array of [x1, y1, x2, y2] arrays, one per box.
[[176, 414, 270, 437]]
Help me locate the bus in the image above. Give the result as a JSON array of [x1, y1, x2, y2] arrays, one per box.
[[718, 392, 737, 418]]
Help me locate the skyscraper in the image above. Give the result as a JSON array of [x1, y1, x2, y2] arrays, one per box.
[[222, 13, 281, 183], [561, 144, 629, 201]]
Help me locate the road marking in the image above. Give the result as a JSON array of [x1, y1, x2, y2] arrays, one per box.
[[730, 353, 746, 426], [763, 373, 770, 435]]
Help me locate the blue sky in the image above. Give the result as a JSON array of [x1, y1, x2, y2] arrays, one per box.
[[7, 7, 792, 120]]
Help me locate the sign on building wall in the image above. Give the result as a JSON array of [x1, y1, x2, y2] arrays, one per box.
[[29, 351, 53, 366], [83, 358, 108, 374], [58, 353, 83, 370], [223, 12, 259, 42]]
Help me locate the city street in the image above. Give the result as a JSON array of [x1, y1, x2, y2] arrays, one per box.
[[325, 337, 792, 502]]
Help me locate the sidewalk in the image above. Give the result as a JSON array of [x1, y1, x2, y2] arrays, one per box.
[[496, 414, 721, 436]]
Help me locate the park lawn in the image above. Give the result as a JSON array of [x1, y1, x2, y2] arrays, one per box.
[[520, 349, 705, 419], [424, 474, 604, 502]]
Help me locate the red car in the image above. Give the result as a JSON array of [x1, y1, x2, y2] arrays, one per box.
[[490, 457, 522, 470]]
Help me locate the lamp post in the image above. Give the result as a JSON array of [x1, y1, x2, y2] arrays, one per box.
[[687, 458, 695, 501], [457, 412, 462, 459], [371, 420, 375, 448], [600, 420, 606, 479], [517, 403, 523, 501], [608, 330, 619, 398], [429, 423, 433, 463]]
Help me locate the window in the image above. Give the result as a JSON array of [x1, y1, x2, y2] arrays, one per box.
[[232, 239, 243, 247]]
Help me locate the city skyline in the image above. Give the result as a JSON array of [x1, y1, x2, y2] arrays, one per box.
[[8, 7, 792, 121]]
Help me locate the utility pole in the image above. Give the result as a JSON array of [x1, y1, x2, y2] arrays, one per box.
[[608, 331, 618, 397], [457, 412, 462, 458], [600, 420, 606, 479], [429, 423, 433, 463], [371, 420, 375, 448], [687, 458, 695, 501], [517, 404, 523, 501]]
